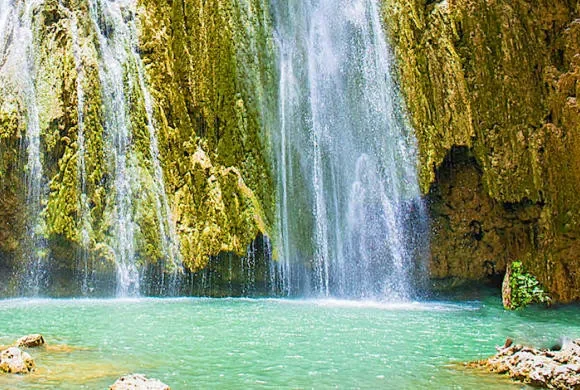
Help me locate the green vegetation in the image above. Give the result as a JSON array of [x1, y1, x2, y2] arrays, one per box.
[[504, 261, 551, 310]]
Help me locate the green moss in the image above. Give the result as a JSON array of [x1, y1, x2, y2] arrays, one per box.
[[137, 0, 277, 271]]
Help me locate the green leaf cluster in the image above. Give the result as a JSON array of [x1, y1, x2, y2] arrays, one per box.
[[508, 261, 551, 310]]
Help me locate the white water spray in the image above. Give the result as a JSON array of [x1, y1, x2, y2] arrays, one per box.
[[271, 0, 428, 299]]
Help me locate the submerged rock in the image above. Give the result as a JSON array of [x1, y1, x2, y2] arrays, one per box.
[[110, 374, 170, 390], [16, 334, 45, 348], [471, 338, 580, 389], [0, 347, 35, 374]]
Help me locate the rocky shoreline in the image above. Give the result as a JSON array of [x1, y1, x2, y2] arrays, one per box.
[[5, 332, 580, 388], [469, 339, 580, 389], [0, 334, 44, 374], [0, 334, 170, 389]]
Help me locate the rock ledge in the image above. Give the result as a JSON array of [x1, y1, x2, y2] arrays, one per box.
[[471, 339, 580, 389]]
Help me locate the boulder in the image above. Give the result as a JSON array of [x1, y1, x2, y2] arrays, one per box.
[[16, 334, 45, 348], [472, 338, 580, 389], [0, 347, 35, 374], [110, 374, 170, 390]]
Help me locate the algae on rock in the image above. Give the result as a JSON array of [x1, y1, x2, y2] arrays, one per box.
[[0, 0, 277, 295], [137, 0, 277, 272]]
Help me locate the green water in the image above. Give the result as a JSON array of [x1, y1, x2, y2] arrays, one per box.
[[0, 296, 579, 389]]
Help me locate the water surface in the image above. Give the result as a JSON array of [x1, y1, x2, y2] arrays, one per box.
[[1, 296, 578, 389]]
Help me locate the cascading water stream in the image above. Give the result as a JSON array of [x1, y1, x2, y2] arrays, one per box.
[[88, 0, 139, 296], [271, 0, 428, 299], [70, 16, 93, 294], [0, 0, 49, 295], [88, 0, 180, 296], [0, 0, 181, 297]]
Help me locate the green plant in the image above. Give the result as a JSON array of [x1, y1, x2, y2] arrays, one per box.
[[505, 261, 551, 310]]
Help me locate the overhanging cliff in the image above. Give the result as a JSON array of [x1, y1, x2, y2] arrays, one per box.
[[384, 0, 580, 302]]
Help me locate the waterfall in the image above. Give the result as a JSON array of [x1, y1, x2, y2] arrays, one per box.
[[88, 0, 140, 296], [70, 16, 93, 294], [0, 0, 49, 295], [271, 0, 429, 299], [0, 0, 180, 297], [87, 0, 181, 296]]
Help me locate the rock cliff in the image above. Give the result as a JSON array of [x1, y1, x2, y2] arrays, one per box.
[[0, 0, 276, 295], [384, 0, 580, 302]]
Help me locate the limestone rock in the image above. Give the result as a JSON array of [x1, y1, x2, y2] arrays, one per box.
[[110, 374, 170, 390], [0, 347, 35, 374], [474, 339, 580, 389], [16, 334, 45, 348]]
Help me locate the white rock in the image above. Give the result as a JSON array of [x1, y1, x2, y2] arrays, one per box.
[[110, 374, 170, 390], [0, 347, 35, 374]]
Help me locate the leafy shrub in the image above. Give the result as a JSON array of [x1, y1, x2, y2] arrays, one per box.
[[503, 261, 551, 310]]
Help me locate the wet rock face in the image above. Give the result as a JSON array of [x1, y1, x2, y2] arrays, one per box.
[[0, 0, 277, 296], [427, 147, 541, 284], [137, 0, 277, 272], [0, 347, 35, 374], [110, 374, 170, 390], [475, 339, 580, 389], [16, 334, 45, 348], [384, 0, 580, 302]]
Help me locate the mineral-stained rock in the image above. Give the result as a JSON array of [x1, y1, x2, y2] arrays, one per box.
[[109, 374, 170, 390], [0, 347, 35, 374], [472, 339, 580, 389], [16, 334, 45, 348]]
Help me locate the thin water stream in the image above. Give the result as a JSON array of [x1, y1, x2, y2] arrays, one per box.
[[70, 15, 93, 294], [88, 0, 140, 296], [86, 0, 179, 296]]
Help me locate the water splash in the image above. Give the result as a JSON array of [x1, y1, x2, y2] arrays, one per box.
[[271, 0, 429, 299]]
